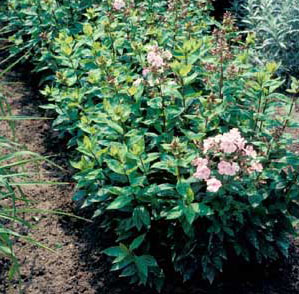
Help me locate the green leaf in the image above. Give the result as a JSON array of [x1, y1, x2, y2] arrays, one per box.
[[141, 255, 158, 267], [102, 246, 127, 257], [106, 159, 125, 174], [129, 234, 146, 251], [176, 181, 194, 203], [120, 264, 136, 277], [192, 203, 213, 216], [83, 136, 92, 150], [289, 202, 299, 218], [107, 195, 132, 210], [165, 205, 183, 220], [134, 255, 148, 284], [184, 205, 196, 224], [133, 206, 151, 230], [111, 256, 133, 271], [83, 23, 93, 36], [248, 193, 265, 208], [179, 64, 192, 77]]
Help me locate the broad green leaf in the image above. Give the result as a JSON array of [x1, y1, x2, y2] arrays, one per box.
[[129, 234, 146, 251], [166, 206, 183, 220], [107, 195, 132, 210], [179, 64, 192, 77]]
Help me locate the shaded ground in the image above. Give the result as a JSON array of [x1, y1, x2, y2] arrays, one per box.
[[0, 68, 298, 294]]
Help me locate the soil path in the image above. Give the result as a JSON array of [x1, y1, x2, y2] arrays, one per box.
[[0, 69, 298, 294], [0, 70, 105, 294]]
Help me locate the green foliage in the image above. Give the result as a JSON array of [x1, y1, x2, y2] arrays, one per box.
[[0, 0, 98, 70], [231, 0, 299, 76], [1, 0, 299, 291]]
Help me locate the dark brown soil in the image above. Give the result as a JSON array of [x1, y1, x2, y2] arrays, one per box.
[[0, 69, 299, 294]]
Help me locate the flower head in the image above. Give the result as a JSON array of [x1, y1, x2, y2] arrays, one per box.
[[142, 68, 150, 77], [194, 166, 211, 180], [218, 160, 238, 176], [206, 178, 222, 192], [220, 139, 237, 153], [203, 137, 216, 153], [113, 0, 125, 10], [244, 145, 257, 158], [217, 128, 246, 153], [191, 157, 208, 167], [147, 51, 164, 68]]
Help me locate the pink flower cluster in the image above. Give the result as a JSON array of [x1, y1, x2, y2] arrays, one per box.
[[143, 45, 172, 76], [113, 0, 125, 10], [203, 128, 246, 154], [192, 129, 264, 193], [218, 161, 239, 176], [192, 157, 222, 192]]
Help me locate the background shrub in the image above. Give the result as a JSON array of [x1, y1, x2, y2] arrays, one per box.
[[0, 0, 99, 72], [230, 0, 299, 77]]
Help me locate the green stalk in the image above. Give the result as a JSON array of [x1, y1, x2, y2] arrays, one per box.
[[282, 95, 296, 132], [254, 90, 263, 131]]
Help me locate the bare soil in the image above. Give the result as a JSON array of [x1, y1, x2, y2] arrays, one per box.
[[0, 69, 299, 294]]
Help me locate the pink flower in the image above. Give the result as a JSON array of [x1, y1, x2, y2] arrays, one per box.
[[219, 129, 246, 153], [142, 68, 150, 77], [113, 0, 125, 10], [220, 140, 237, 153], [193, 166, 211, 180], [235, 138, 246, 150], [244, 145, 257, 158], [191, 157, 208, 167], [147, 51, 164, 68], [206, 178, 222, 192], [214, 134, 223, 143], [250, 162, 263, 173], [218, 161, 238, 176], [229, 128, 246, 149], [203, 137, 215, 153], [229, 128, 241, 139]]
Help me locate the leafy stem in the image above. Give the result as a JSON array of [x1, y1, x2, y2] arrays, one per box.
[[282, 94, 296, 132], [254, 90, 263, 131], [159, 83, 167, 133], [219, 56, 224, 100]]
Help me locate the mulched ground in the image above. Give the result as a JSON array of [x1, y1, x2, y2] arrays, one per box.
[[0, 68, 299, 294]]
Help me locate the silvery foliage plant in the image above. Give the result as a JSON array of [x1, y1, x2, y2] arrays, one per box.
[[231, 0, 299, 77]]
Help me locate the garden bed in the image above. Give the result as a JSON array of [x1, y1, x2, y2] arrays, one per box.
[[1, 1, 299, 293]]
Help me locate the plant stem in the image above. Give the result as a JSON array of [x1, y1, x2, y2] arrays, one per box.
[[159, 84, 167, 132], [254, 90, 263, 131], [259, 96, 269, 132], [282, 95, 296, 132], [219, 60, 224, 100]]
